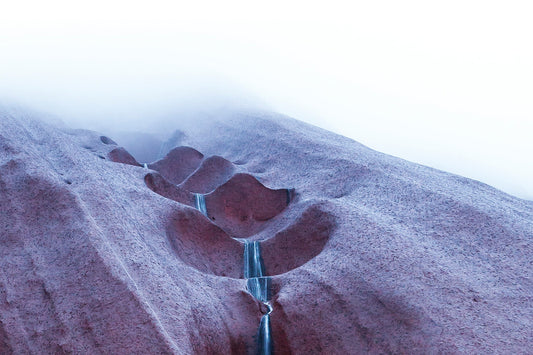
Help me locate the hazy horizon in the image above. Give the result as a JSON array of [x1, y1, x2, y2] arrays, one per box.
[[1, 1, 531, 199]]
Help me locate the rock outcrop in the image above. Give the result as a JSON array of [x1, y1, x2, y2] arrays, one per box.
[[0, 108, 532, 354]]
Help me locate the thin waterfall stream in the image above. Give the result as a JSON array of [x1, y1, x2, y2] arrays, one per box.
[[244, 241, 273, 355], [193, 193, 274, 354]]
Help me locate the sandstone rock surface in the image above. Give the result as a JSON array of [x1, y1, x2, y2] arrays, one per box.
[[1, 107, 532, 354]]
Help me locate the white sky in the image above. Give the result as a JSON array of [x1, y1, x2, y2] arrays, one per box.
[[1, 1, 532, 199]]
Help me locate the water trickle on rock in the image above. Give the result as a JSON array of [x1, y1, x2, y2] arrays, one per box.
[[244, 240, 273, 355], [244, 241, 264, 278], [194, 193, 208, 217], [258, 307, 273, 355]]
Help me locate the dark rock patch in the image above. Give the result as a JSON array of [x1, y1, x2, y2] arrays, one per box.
[[144, 172, 194, 206], [99, 136, 117, 145], [148, 146, 204, 185], [166, 208, 243, 278], [180, 155, 236, 193], [262, 203, 335, 276], [205, 173, 290, 238], [107, 147, 140, 166]]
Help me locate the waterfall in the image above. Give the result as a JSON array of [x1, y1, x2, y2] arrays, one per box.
[[194, 193, 208, 217], [247, 277, 270, 303], [258, 308, 273, 355], [244, 240, 273, 355], [244, 241, 264, 278], [192, 197, 276, 353]]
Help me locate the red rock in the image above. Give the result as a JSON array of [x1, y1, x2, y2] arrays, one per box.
[[144, 172, 194, 206], [166, 207, 243, 278], [148, 146, 204, 185], [180, 155, 237, 194], [0, 108, 532, 354], [204, 173, 289, 238], [107, 147, 141, 166], [261, 202, 334, 276]]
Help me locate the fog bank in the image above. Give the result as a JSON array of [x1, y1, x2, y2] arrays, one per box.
[[1, 1, 531, 199]]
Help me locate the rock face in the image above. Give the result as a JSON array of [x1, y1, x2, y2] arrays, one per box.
[[1, 107, 532, 354]]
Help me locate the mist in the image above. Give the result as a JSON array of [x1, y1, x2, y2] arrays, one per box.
[[1, 1, 532, 199]]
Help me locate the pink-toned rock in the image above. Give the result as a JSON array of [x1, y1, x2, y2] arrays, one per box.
[[166, 207, 243, 278], [0, 107, 532, 354], [144, 172, 195, 206], [107, 146, 141, 166], [205, 173, 290, 238], [180, 155, 236, 193], [261, 202, 334, 276], [148, 146, 204, 185]]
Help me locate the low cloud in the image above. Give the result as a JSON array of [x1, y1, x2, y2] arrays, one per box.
[[1, 1, 531, 199]]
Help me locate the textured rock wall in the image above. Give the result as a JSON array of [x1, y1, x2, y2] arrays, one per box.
[[1, 107, 532, 354]]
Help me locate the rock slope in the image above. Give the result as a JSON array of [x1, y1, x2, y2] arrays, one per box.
[[0, 107, 532, 354]]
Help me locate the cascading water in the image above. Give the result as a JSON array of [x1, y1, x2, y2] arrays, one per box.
[[193, 195, 274, 353], [194, 193, 208, 217], [257, 305, 273, 355], [244, 241, 273, 355], [244, 241, 264, 279]]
